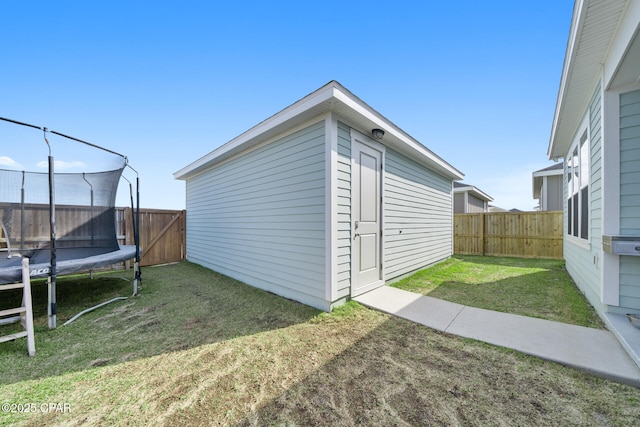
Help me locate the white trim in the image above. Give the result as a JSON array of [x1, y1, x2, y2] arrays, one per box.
[[178, 117, 327, 179], [601, 88, 622, 305], [174, 88, 334, 179], [325, 113, 339, 303], [175, 81, 463, 181], [565, 113, 590, 243], [349, 129, 385, 297], [532, 168, 564, 178], [541, 176, 548, 211], [453, 186, 493, 202], [451, 181, 455, 255]]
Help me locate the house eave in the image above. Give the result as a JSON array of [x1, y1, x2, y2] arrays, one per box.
[[174, 81, 464, 181], [453, 186, 493, 202], [548, 0, 632, 160]]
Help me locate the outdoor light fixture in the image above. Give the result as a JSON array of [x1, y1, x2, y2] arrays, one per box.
[[371, 128, 385, 140]]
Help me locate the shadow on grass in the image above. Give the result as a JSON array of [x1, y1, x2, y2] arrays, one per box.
[[0, 261, 320, 385], [229, 314, 636, 427], [1, 265, 638, 426]]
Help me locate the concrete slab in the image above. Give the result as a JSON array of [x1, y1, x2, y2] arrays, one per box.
[[604, 313, 640, 368], [448, 306, 640, 387], [354, 286, 640, 387], [353, 286, 465, 331]]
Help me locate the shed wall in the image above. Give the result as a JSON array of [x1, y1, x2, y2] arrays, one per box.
[[619, 89, 640, 311], [336, 122, 352, 300], [185, 121, 328, 310], [384, 148, 453, 281]]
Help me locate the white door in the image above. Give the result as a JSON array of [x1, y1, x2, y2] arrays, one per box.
[[351, 136, 384, 297]]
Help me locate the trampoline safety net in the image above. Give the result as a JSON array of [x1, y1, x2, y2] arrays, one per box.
[[0, 165, 125, 275]]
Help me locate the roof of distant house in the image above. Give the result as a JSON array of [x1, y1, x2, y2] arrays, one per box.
[[453, 182, 493, 202], [533, 162, 563, 199]]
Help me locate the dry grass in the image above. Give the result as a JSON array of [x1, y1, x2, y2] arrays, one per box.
[[1, 262, 639, 426]]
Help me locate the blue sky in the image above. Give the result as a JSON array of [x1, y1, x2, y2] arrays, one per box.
[[2, 1, 574, 210]]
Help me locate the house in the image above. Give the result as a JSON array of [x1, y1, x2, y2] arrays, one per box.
[[548, 0, 640, 363], [453, 182, 493, 213], [532, 163, 563, 211], [174, 81, 464, 311]]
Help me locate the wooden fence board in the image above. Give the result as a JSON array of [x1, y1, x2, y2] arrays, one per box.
[[1, 203, 185, 269], [454, 211, 563, 259], [119, 208, 185, 267]]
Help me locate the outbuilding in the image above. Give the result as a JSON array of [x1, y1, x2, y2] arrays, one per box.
[[175, 81, 463, 311]]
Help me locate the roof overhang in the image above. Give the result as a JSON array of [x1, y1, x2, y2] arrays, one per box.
[[532, 164, 564, 199], [453, 185, 493, 202], [548, 0, 634, 160], [174, 81, 464, 181]]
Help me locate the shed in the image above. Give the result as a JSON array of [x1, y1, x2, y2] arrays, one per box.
[[174, 81, 463, 311]]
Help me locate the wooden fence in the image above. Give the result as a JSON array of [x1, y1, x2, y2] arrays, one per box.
[[117, 208, 186, 267], [454, 211, 563, 259], [1, 204, 185, 269]]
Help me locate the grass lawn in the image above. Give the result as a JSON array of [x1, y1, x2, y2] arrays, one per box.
[[1, 261, 638, 426], [392, 255, 604, 328]]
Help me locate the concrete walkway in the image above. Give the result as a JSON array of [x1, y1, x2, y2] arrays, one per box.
[[354, 286, 640, 388]]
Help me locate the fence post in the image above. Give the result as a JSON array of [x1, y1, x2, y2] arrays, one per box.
[[481, 213, 485, 256]]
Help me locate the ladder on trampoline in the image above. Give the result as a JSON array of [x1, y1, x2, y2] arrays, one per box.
[[0, 258, 35, 356]]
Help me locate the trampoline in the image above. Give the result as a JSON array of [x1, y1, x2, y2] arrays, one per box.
[[0, 117, 141, 328]]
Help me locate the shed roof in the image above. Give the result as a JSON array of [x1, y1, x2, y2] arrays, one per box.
[[548, 0, 635, 159], [174, 81, 464, 181]]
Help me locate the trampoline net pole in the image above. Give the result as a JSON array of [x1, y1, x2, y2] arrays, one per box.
[[48, 155, 57, 329]]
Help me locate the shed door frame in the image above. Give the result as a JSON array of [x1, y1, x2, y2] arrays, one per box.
[[350, 129, 385, 297]]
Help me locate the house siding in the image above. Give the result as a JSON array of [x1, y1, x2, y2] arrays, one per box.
[[467, 194, 485, 213], [564, 83, 605, 312], [384, 148, 453, 281], [546, 175, 563, 211], [185, 121, 328, 310], [618, 89, 640, 311], [336, 122, 351, 300], [453, 193, 465, 213]]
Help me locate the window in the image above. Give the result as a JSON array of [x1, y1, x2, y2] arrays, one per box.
[[567, 130, 589, 240]]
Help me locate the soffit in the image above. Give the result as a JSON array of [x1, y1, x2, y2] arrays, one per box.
[[549, 0, 629, 159]]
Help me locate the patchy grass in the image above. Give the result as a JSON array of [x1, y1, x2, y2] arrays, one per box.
[[1, 261, 639, 426], [392, 255, 604, 328]]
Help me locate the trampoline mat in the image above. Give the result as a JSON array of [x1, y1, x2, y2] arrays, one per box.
[[0, 245, 137, 283]]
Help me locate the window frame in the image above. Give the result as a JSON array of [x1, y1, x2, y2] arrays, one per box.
[[566, 126, 590, 242]]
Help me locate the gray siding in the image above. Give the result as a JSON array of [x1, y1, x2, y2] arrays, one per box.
[[384, 148, 453, 281], [185, 121, 328, 310], [619, 89, 640, 311], [467, 194, 485, 213], [336, 122, 351, 300], [564, 83, 603, 311], [453, 193, 465, 213], [546, 175, 563, 211]]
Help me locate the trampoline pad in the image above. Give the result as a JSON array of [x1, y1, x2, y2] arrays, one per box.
[[0, 245, 137, 283]]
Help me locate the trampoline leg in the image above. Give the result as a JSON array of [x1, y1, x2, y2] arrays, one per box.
[[132, 261, 139, 296], [47, 277, 56, 329]]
